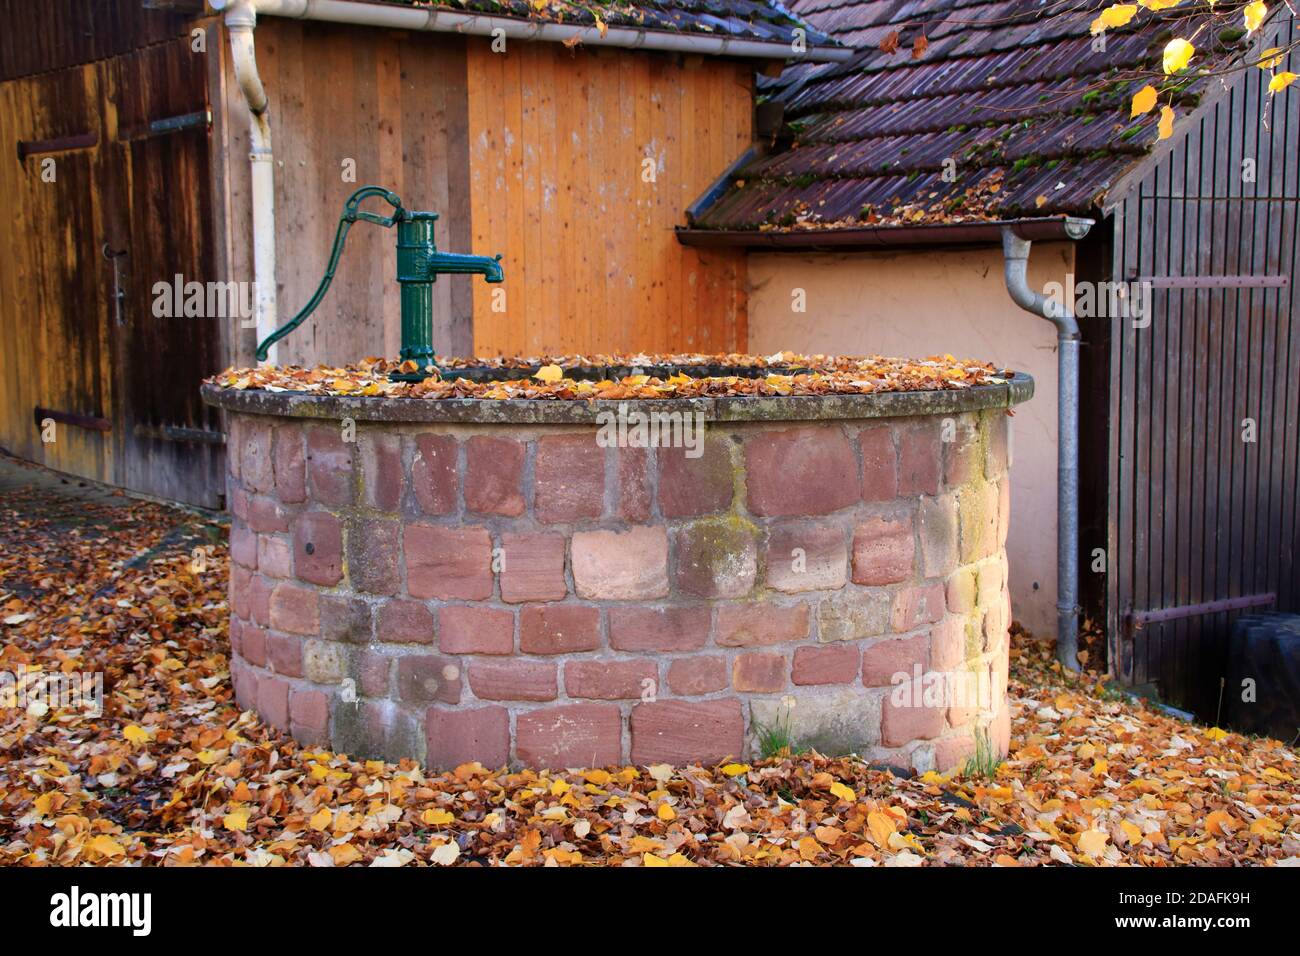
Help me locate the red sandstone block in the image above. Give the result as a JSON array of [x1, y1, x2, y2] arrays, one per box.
[[764, 523, 847, 593], [851, 513, 915, 585], [426, 706, 510, 770], [258, 535, 292, 580], [306, 425, 354, 507], [616, 446, 651, 522], [231, 564, 252, 618], [792, 644, 860, 685], [861, 634, 927, 687], [666, 655, 728, 696], [986, 413, 1010, 479], [891, 582, 946, 632], [360, 432, 404, 512], [266, 631, 303, 678], [241, 421, 275, 494], [229, 616, 245, 656], [248, 495, 290, 534], [917, 494, 959, 578], [535, 434, 605, 523], [572, 526, 668, 600], [412, 433, 458, 515], [230, 524, 258, 570], [226, 418, 242, 482], [715, 602, 808, 647], [859, 424, 898, 502], [293, 511, 343, 586], [405, 524, 493, 600], [516, 704, 623, 768], [672, 520, 757, 599], [881, 693, 944, 747], [564, 659, 657, 700], [630, 699, 744, 766], [231, 657, 256, 710], [464, 436, 526, 516], [499, 532, 567, 603], [396, 655, 462, 704], [439, 605, 514, 655], [290, 687, 330, 744], [897, 420, 941, 496], [943, 417, 981, 489], [929, 615, 966, 671], [946, 568, 977, 615], [269, 582, 319, 635], [468, 659, 557, 701], [228, 481, 249, 522], [348, 518, 402, 595], [732, 653, 786, 693], [519, 604, 600, 654], [248, 574, 273, 627], [744, 426, 859, 517], [658, 437, 733, 517], [274, 425, 307, 504], [932, 732, 978, 773], [376, 598, 435, 644], [608, 606, 710, 652], [257, 673, 290, 731], [358, 649, 391, 697], [241, 625, 267, 667], [319, 594, 372, 643]]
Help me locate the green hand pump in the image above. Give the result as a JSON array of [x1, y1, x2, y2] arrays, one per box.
[[255, 185, 504, 381]]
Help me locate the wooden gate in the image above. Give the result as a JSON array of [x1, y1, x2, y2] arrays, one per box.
[[1105, 18, 1300, 717], [0, 28, 225, 507]]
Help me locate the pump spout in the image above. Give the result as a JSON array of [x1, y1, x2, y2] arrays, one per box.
[[427, 251, 505, 283]]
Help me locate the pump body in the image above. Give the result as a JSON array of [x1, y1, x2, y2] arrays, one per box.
[[255, 186, 503, 379]]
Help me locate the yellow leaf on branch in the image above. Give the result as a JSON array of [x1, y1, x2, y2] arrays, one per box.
[[1163, 38, 1194, 74], [1089, 4, 1137, 34], [1257, 47, 1285, 70], [1269, 71, 1297, 93], [1130, 84, 1158, 117], [1139, 0, 1183, 9], [1243, 1, 1268, 34], [1158, 105, 1175, 140]]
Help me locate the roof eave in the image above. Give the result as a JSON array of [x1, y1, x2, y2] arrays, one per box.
[[213, 0, 854, 62], [675, 216, 1097, 251]]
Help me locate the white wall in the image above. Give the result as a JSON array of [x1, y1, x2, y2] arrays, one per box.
[[747, 243, 1076, 637]]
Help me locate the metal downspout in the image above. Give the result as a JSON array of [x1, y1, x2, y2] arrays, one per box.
[[225, 1, 279, 365], [1000, 226, 1090, 670]]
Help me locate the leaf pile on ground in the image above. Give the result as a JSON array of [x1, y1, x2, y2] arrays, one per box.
[[207, 352, 1009, 401], [1, 482, 1296, 866]]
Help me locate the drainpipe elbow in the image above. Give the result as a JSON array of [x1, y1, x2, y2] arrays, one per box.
[[1000, 226, 1078, 337]]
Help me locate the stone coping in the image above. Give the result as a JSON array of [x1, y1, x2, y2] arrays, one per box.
[[201, 373, 1033, 425]]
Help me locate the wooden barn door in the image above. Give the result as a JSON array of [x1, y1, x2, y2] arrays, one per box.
[[104, 35, 225, 507], [0, 64, 117, 483], [1106, 26, 1300, 717]]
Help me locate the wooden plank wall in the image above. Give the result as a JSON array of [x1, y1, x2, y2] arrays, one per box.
[[466, 43, 751, 357], [221, 19, 473, 367]]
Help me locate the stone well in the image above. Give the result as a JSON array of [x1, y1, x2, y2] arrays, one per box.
[[203, 375, 1032, 772]]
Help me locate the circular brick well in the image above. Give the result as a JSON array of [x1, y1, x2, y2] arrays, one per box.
[[203, 375, 1032, 772]]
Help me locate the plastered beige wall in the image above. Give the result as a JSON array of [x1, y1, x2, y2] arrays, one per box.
[[747, 243, 1076, 637]]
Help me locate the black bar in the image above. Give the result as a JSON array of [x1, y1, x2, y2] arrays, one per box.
[[33, 406, 111, 433], [17, 132, 97, 161]]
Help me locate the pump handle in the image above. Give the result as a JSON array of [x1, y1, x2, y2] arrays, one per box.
[[254, 186, 407, 362]]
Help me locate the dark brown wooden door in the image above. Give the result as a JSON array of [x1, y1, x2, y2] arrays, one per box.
[[104, 35, 225, 507]]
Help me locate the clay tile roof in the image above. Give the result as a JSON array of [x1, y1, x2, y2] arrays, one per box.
[[691, 0, 1261, 231], [382, 0, 839, 49]]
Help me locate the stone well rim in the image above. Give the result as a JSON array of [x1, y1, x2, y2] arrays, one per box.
[[201, 372, 1033, 425]]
